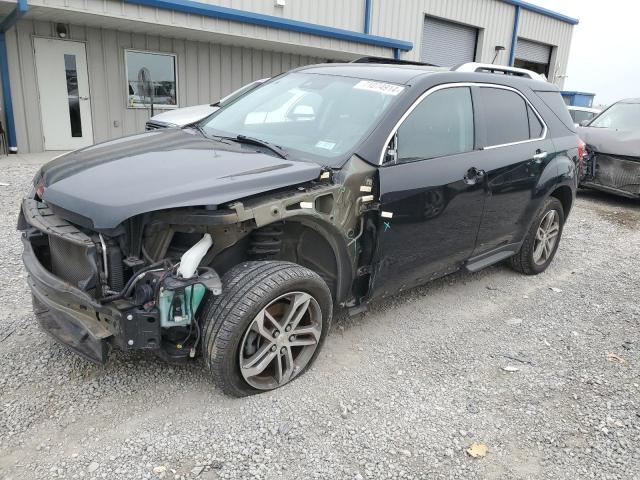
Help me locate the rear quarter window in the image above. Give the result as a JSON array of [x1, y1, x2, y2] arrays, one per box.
[[535, 90, 576, 132]]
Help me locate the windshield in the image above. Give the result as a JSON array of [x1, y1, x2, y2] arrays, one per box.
[[201, 72, 405, 161], [589, 102, 640, 130]]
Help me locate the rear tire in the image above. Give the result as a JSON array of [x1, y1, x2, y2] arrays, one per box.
[[200, 261, 332, 397], [509, 197, 565, 275]]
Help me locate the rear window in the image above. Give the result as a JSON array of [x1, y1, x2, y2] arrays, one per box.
[[535, 90, 576, 131], [480, 87, 530, 146]]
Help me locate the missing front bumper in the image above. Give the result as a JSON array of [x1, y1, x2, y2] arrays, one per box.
[[22, 235, 114, 363], [582, 153, 640, 198]]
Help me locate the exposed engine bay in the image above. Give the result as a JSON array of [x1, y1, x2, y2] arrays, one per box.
[[19, 156, 379, 363]]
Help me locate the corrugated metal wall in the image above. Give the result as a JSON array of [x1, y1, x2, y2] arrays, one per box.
[[182, 0, 366, 31], [371, 0, 572, 85], [6, 0, 575, 152], [27, 0, 384, 60], [372, 0, 516, 65], [517, 8, 574, 83], [6, 19, 327, 153]]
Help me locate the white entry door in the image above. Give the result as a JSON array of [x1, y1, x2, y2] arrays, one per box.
[[34, 38, 94, 150]]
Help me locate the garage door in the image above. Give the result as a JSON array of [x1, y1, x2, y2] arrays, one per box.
[[421, 16, 477, 67], [514, 38, 552, 76], [515, 39, 551, 64]]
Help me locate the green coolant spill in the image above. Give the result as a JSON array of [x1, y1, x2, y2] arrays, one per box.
[[159, 284, 207, 328]]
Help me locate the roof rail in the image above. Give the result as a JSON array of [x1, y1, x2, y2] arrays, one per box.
[[453, 62, 547, 82], [351, 56, 438, 67]]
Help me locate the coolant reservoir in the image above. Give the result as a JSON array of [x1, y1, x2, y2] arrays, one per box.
[[177, 233, 213, 279]]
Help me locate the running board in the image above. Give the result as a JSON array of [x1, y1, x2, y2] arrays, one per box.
[[465, 245, 520, 272]]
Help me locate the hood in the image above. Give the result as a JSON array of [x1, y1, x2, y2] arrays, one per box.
[[40, 129, 321, 230], [149, 104, 219, 127], [577, 126, 640, 157]]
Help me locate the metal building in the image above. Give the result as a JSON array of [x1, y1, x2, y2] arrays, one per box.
[[0, 0, 577, 154]]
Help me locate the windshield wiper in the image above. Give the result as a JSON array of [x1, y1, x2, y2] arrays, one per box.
[[234, 135, 288, 159]]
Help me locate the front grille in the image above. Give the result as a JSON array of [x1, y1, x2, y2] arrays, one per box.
[[48, 236, 99, 292], [593, 154, 640, 195], [22, 199, 102, 295]]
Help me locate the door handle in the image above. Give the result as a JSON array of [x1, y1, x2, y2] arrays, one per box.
[[79, 96, 89, 101], [463, 167, 486, 185], [532, 150, 548, 161]]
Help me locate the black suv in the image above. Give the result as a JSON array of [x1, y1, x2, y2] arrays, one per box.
[[18, 61, 581, 396]]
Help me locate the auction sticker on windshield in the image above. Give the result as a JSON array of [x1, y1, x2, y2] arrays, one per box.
[[354, 80, 404, 96]]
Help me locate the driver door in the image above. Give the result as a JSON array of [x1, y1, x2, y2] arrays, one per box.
[[371, 85, 487, 297]]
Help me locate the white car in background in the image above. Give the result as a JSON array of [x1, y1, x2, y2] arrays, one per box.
[[567, 105, 601, 127], [145, 78, 269, 130]]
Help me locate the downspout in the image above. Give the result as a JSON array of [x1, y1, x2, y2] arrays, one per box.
[[0, 0, 28, 153], [363, 0, 371, 34], [508, 5, 520, 66]]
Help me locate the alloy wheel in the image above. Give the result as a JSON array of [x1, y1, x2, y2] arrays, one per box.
[[533, 209, 560, 265], [239, 291, 322, 390]]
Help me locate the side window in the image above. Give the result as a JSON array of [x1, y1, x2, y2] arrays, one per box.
[[527, 104, 544, 138], [481, 87, 530, 146], [396, 87, 474, 163]]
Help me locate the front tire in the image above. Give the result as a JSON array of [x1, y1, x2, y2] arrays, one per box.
[[201, 261, 332, 397], [509, 197, 565, 275]]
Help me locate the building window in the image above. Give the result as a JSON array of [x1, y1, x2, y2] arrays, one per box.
[[125, 50, 177, 108]]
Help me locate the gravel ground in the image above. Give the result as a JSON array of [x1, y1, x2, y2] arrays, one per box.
[[1, 155, 639, 480]]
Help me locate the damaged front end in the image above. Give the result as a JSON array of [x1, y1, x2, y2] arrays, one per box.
[[19, 199, 222, 363], [578, 124, 640, 199], [581, 149, 640, 199], [18, 155, 379, 364]]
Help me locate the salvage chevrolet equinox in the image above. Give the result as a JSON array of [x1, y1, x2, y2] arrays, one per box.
[[18, 61, 581, 396]]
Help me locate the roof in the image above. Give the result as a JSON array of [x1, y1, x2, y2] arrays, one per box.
[[501, 1, 579, 25], [295, 63, 558, 92], [298, 63, 447, 85], [619, 98, 640, 104]]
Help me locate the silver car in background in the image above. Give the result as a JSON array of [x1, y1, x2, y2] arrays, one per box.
[[567, 105, 601, 128], [145, 78, 268, 130]]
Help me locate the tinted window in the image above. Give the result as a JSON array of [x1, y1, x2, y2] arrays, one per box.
[[527, 105, 544, 137], [481, 87, 529, 146], [396, 87, 474, 163], [535, 90, 575, 131]]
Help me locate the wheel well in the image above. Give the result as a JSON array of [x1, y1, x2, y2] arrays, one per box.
[[550, 186, 573, 216], [246, 220, 345, 301]]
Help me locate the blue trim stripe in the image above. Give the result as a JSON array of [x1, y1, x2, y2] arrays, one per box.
[[500, 0, 578, 25], [0, 0, 28, 152], [561, 91, 595, 97], [0, 0, 28, 32], [124, 0, 412, 51], [363, 0, 372, 34], [508, 5, 520, 66]]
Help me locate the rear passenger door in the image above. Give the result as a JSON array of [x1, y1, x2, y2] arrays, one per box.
[[471, 85, 555, 256]]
